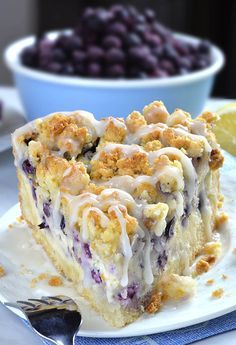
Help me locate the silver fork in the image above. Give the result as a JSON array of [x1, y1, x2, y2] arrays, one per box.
[[5, 295, 82, 345]]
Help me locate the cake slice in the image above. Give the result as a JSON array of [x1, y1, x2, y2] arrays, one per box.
[[12, 102, 224, 327]]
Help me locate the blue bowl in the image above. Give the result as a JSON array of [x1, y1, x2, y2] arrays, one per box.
[[5, 31, 224, 120]]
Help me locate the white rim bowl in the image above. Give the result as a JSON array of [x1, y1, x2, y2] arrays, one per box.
[[4, 30, 225, 88]]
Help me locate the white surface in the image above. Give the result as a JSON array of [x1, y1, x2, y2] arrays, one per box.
[[5, 32, 224, 87], [0, 86, 235, 344]]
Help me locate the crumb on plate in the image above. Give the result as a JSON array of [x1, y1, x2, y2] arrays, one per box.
[[215, 212, 228, 229], [206, 279, 214, 286], [0, 265, 5, 277], [16, 216, 24, 223], [221, 274, 228, 280], [30, 273, 49, 288], [211, 288, 224, 299], [48, 275, 63, 287]]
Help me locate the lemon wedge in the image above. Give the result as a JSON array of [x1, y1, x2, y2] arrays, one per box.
[[213, 103, 236, 156]]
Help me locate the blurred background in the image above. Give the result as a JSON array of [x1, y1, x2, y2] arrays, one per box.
[[0, 0, 235, 98]]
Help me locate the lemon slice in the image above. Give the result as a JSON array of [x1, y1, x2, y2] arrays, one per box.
[[213, 103, 236, 156]]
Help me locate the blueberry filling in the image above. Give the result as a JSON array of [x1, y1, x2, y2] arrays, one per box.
[[63, 152, 71, 160], [198, 192, 204, 211], [157, 250, 168, 270], [181, 203, 191, 227], [81, 138, 100, 158], [38, 216, 49, 229], [60, 215, 65, 230], [32, 185, 37, 201], [43, 201, 51, 218], [91, 269, 102, 284], [164, 217, 175, 239], [22, 159, 35, 175], [24, 138, 33, 146], [118, 283, 138, 301], [83, 243, 92, 259]]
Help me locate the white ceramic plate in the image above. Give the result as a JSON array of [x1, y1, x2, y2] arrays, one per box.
[[0, 104, 26, 152], [0, 152, 236, 338]]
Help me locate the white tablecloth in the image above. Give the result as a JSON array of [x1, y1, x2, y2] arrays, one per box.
[[0, 86, 235, 345]]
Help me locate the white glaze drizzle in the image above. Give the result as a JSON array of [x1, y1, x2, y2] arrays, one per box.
[[109, 205, 132, 287], [81, 207, 109, 241], [143, 231, 154, 284], [149, 147, 197, 201]]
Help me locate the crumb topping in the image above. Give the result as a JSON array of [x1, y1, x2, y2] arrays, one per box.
[[209, 149, 224, 170]]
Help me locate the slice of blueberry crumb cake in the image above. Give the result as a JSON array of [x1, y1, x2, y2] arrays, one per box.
[[12, 101, 225, 327]]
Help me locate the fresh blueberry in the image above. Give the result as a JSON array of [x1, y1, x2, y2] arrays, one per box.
[[105, 48, 125, 64], [109, 22, 127, 37], [102, 35, 122, 49], [198, 40, 211, 54], [125, 33, 142, 47], [144, 8, 156, 21], [87, 62, 102, 77], [21, 45, 38, 67], [61, 63, 74, 75], [72, 50, 87, 63], [106, 64, 125, 78], [87, 46, 104, 61]]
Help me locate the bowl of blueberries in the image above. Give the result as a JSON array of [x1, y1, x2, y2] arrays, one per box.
[[5, 4, 224, 120]]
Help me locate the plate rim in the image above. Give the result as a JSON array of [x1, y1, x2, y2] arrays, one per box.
[[1, 203, 236, 338]]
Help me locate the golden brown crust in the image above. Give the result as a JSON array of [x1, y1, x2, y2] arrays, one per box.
[[209, 149, 224, 170], [195, 259, 210, 275], [145, 291, 162, 313]]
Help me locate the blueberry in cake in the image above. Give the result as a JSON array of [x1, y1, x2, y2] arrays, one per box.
[[12, 101, 224, 327]]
